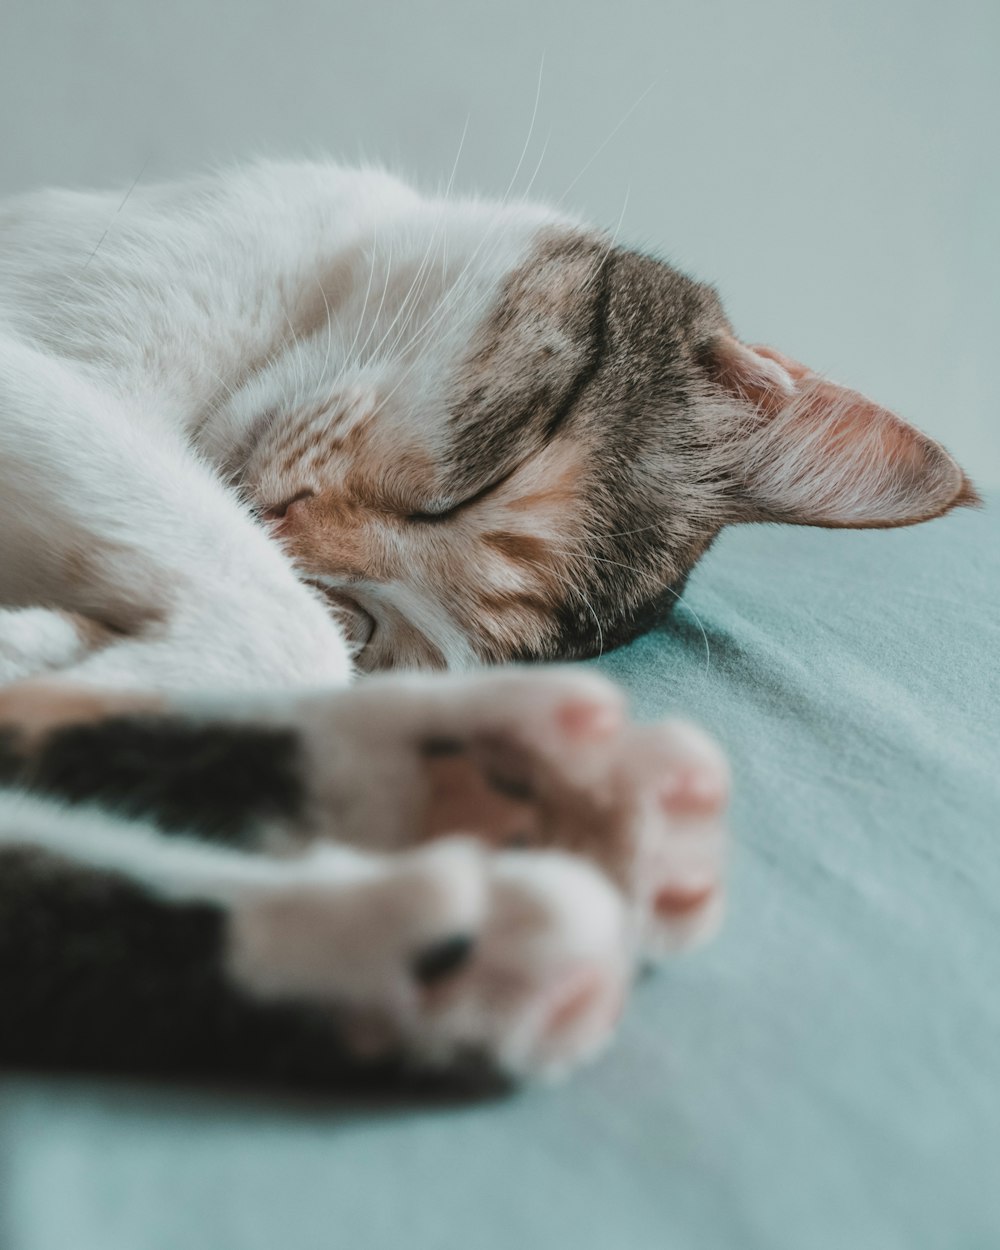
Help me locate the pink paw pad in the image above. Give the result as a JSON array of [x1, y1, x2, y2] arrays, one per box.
[[652, 882, 717, 920], [555, 697, 624, 743], [658, 764, 728, 818]]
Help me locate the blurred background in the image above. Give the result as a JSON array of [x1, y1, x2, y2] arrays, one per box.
[[1, 0, 997, 482]]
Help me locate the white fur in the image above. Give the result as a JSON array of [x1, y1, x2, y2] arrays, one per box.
[[0, 609, 94, 684], [0, 159, 578, 691]]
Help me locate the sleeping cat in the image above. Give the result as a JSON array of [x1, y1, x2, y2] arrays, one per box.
[[0, 160, 976, 1084]]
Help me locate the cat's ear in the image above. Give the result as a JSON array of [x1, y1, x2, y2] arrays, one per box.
[[702, 336, 979, 528]]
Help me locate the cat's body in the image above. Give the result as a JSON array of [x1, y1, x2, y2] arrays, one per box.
[[0, 159, 975, 1084]]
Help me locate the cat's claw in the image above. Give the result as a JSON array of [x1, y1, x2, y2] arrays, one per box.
[[226, 837, 629, 1079]]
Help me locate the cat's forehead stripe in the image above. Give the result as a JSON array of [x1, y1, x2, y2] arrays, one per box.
[[443, 231, 613, 495]]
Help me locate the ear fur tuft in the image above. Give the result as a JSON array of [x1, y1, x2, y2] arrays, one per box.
[[703, 336, 977, 529]]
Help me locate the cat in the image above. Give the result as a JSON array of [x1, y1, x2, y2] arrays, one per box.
[[0, 159, 976, 1084]]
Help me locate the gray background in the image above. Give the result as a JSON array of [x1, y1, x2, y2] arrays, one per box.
[[2, 0, 997, 483]]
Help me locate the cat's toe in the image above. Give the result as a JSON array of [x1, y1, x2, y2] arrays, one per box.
[[620, 720, 729, 957], [416, 667, 628, 773], [225, 837, 490, 1012], [411, 850, 630, 1079]]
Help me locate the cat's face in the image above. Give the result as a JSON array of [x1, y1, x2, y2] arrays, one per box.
[[225, 200, 975, 672]]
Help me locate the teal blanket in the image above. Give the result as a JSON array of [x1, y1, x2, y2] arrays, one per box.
[[3, 500, 998, 1250]]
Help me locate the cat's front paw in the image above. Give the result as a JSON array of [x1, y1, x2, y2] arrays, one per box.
[[294, 667, 729, 958], [226, 838, 629, 1080]]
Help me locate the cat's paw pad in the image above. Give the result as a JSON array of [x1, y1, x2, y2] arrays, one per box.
[[226, 839, 629, 1080]]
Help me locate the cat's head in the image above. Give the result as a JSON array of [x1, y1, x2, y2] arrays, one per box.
[[223, 192, 977, 671]]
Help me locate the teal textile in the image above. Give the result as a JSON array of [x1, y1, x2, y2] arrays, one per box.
[[2, 501, 998, 1250]]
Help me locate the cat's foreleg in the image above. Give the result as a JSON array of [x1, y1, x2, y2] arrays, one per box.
[[0, 336, 350, 690], [0, 677, 632, 1080], [0, 666, 729, 962], [0, 789, 627, 1081]]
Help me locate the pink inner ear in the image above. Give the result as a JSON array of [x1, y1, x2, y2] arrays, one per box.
[[705, 335, 978, 528], [706, 338, 797, 416], [748, 344, 812, 384]]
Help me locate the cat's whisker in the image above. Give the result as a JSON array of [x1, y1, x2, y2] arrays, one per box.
[[597, 520, 668, 541], [381, 235, 498, 370], [305, 219, 386, 416], [362, 189, 456, 370], [385, 144, 481, 365], [385, 204, 510, 364], [545, 563, 605, 661], [314, 272, 340, 392], [363, 173, 459, 376], [364, 82, 587, 415], [366, 165, 612, 450], [326, 216, 381, 399], [363, 237, 505, 419], [366, 215, 543, 441], [581, 185, 631, 300], [367, 189, 541, 416], [386, 115, 473, 361], [517, 128, 552, 206], [198, 365, 245, 433], [660, 582, 713, 678], [353, 236, 396, 370], [364, 107, 507, 401], [66, 156, 151, 290], [485, 544, 605, 663], [380, 86, 556, 376], [363, 250, 501, 421], [558, 76, 661, 206], [501, 54, 545, 205], [280, 308, 309, 407]]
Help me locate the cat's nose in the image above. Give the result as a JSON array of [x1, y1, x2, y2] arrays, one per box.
[[262, 490, 314, 530], [282, 497, 311, 528]]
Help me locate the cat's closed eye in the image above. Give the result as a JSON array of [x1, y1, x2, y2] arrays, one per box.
[[406, 466, 522, 524], [406, 503, 458, 524]]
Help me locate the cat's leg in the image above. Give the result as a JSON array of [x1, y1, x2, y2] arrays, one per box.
[[0, 335, 350, 690], [0, 666, 728, 959], [0, 786, 627, 1081]]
